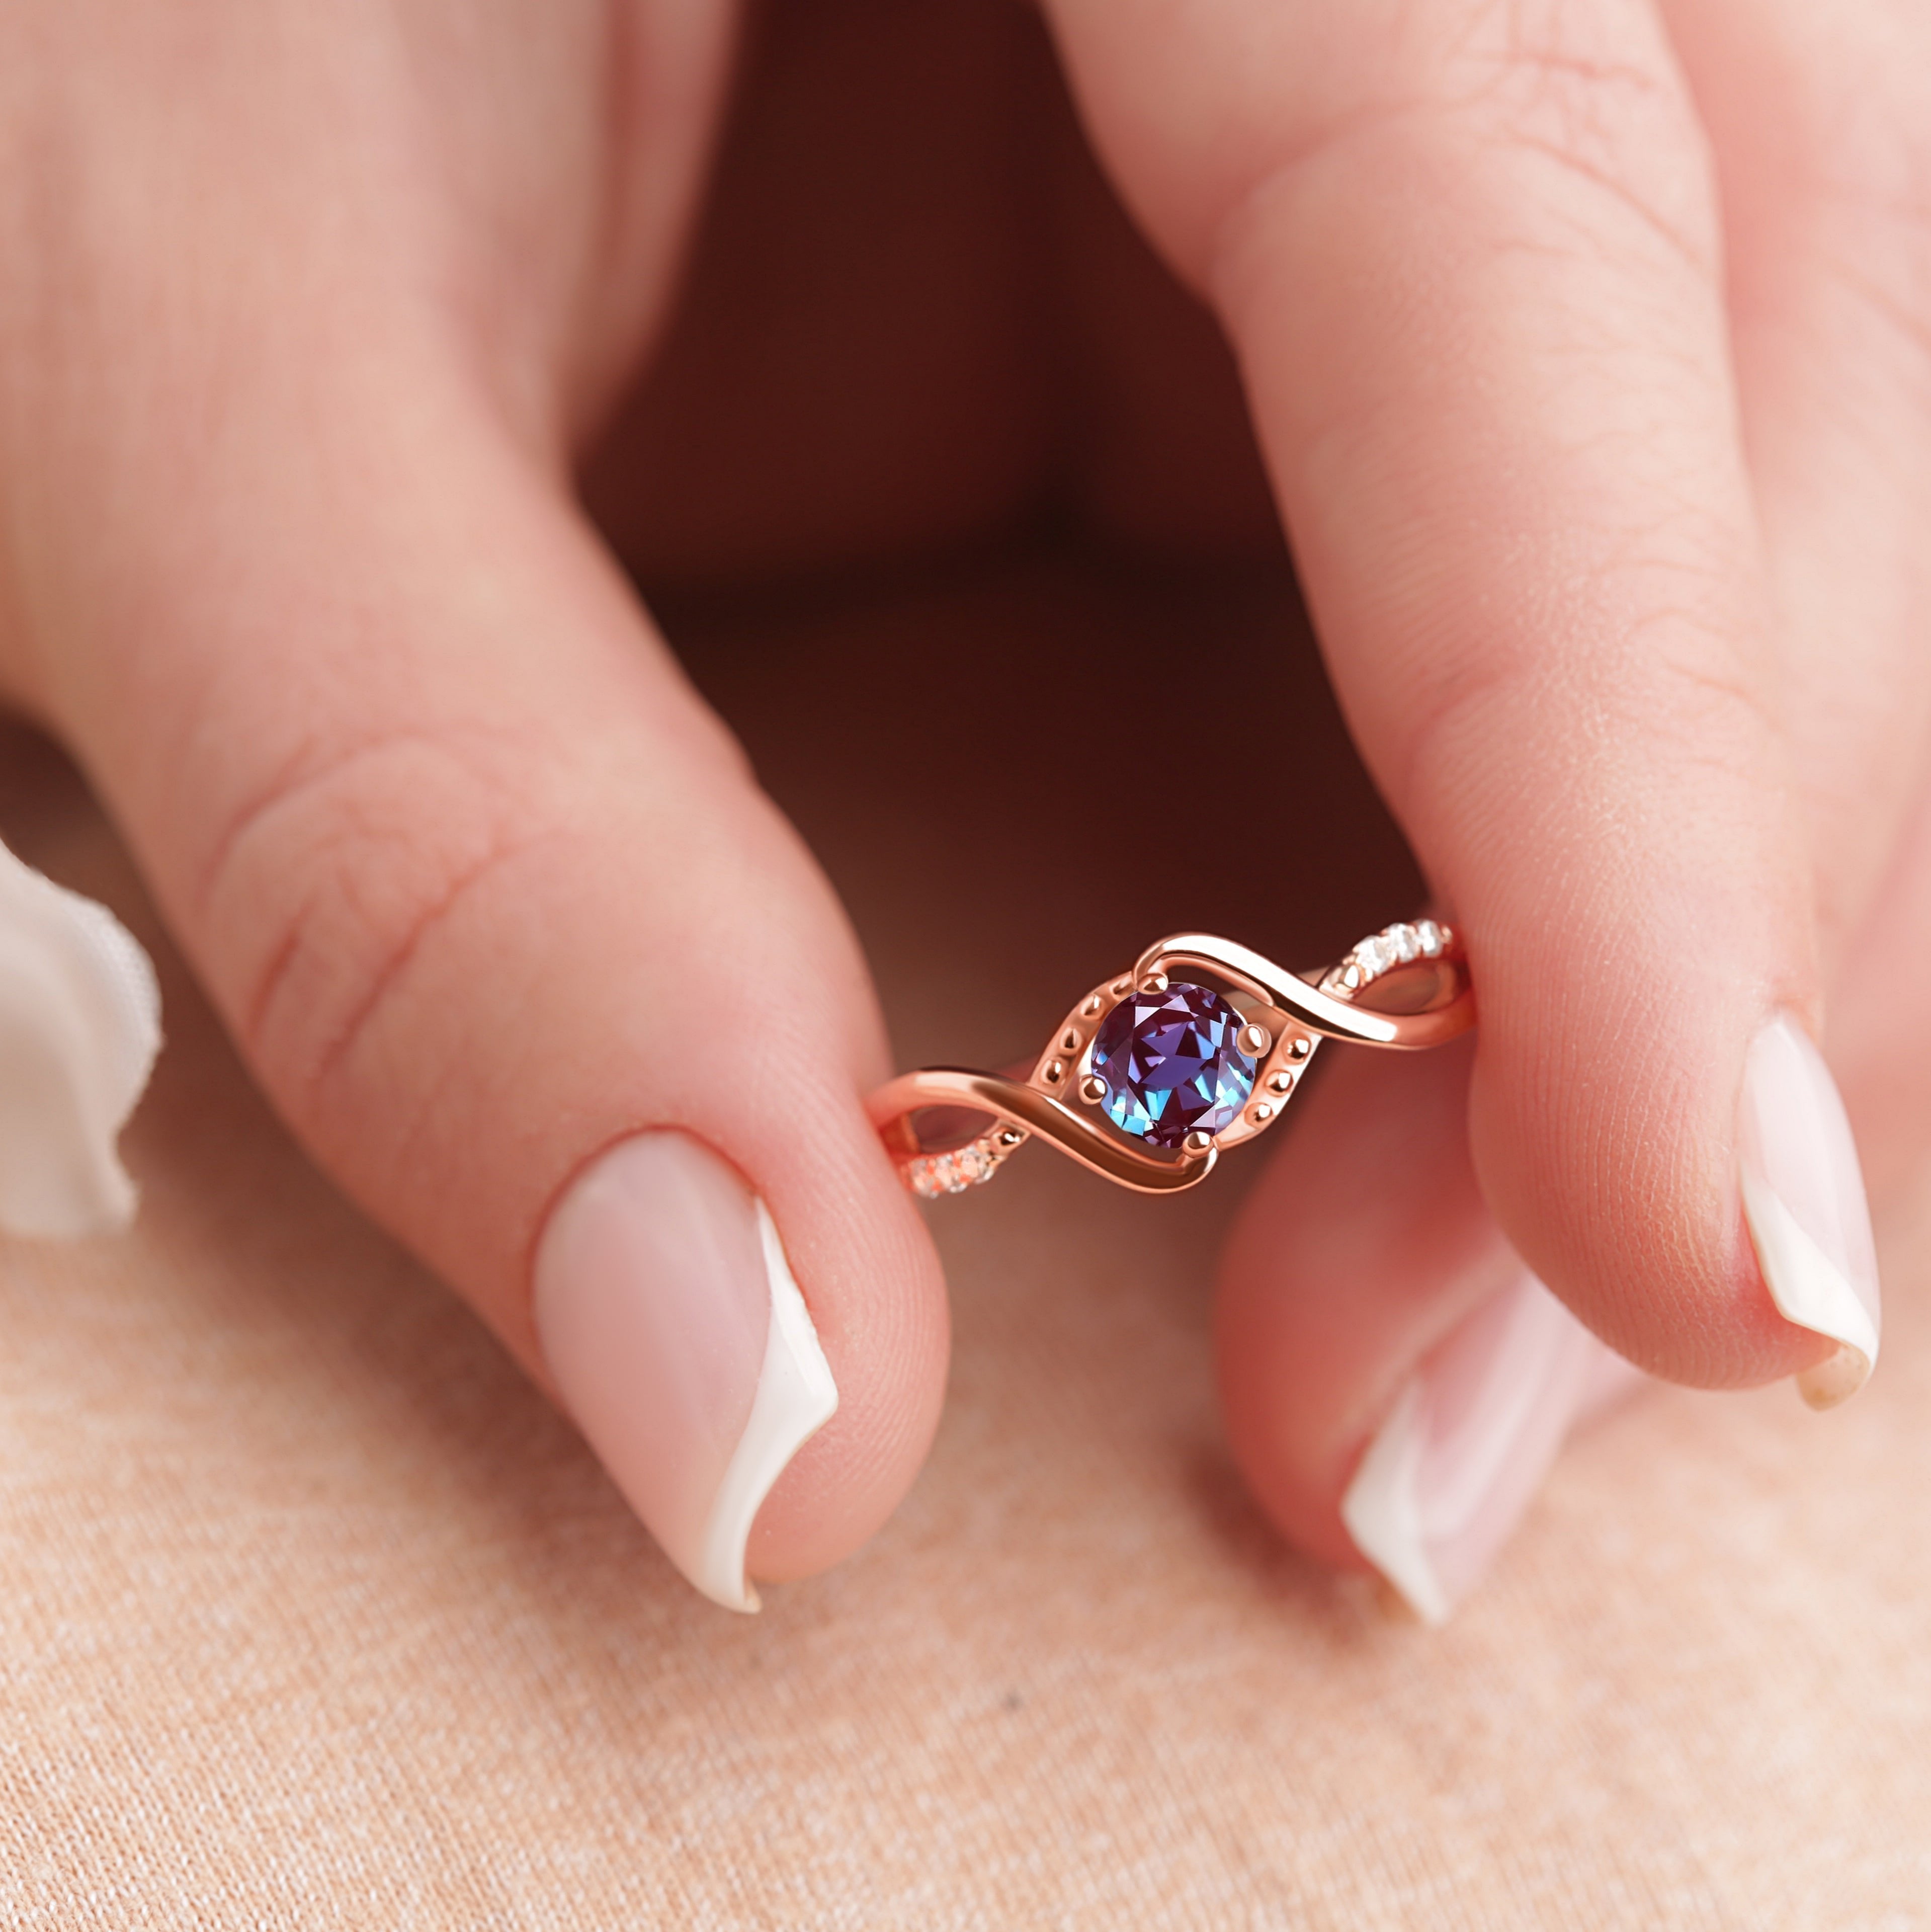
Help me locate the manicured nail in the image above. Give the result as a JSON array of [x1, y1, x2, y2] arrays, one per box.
[[1341, 1271, 1633, 1625], [532, 1132, 838, 1612], [1737, 1013, 1881, 1410], [0, 837, 161, 1239]]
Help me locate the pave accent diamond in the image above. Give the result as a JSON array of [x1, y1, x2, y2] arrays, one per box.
[[1322, 919, 1453, 998], [1090, 982, 1257, 1149], [904, 1127, 1025, 1198]]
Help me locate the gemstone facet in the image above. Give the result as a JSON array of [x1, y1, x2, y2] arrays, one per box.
[[1090, 982, 1258, 1148]]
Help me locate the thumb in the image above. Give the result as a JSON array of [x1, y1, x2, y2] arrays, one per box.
[[17, 344, 947, 1613]]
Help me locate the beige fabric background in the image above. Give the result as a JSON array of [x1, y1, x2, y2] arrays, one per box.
[[3, 562, 1928, 1929]]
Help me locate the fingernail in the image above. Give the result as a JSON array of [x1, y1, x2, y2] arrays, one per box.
[[1340, 1270, 1632, 1625], [1737, 1013, 1882, 1410], [532, 1132, 838, 1612], [0, 837, 161, 1238]]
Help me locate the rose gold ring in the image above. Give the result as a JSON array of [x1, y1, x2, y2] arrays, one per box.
[[868, 920, 1472, 1198]]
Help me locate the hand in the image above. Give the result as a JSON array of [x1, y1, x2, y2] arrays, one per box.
[[2, 0, 1922, 1618]]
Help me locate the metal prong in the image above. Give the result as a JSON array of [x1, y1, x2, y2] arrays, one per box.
[[1237, 1021, 1272, 1060], [1139, 972, 1169, 995], [1078, 1074, 1108, 1105], [1182, 1128, 1214, 1156]]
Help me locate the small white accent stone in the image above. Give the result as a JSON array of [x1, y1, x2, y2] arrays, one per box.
[[1391, 924, 1419, 963], [902, 1131, 1013, 1199], [1357, 936, 1392, 976], [1416, 919, 1442, 956]]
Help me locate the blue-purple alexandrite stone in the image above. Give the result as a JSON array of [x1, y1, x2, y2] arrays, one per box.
[[1090, 982, 1257, 1149]]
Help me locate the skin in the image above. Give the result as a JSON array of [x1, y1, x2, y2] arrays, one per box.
[[1, 0, 1927, 1590]]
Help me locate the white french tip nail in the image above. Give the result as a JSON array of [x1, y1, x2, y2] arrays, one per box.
[[1736, 1014, 1881, 1411], [1341, 1271, 1626, 1626], [533, 1133, 838, 1614], [0, 838, 161, 1238], [695, 1203, 841, 1612], [1343, 1380, 1452, 1626]]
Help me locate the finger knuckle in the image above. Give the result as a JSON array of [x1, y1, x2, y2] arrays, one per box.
[[204, 727, 552, 1116], [1769, 17, 1931, 381], [1402, 561, 1783, 846], [1438, 0, 1721, 282]]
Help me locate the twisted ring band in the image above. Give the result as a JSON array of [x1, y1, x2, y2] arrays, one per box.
[[868, 920, 1474, 1198]]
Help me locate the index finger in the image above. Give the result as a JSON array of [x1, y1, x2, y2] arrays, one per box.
[[1043, 0, 1878, 1396]]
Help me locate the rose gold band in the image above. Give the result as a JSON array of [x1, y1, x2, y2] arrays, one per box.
[[867, 920, 1473, 1198]]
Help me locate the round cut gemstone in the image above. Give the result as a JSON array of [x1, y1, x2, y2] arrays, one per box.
[[1090, 982, 1257, 1148]]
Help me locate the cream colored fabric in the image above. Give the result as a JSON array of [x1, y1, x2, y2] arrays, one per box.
[[3, 631, 1927, 1928]]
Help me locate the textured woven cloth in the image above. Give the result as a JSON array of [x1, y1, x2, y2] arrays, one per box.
[[2, 567, 1926, 1928]]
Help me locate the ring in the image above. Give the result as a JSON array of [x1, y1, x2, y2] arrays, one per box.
[[868, 920, 1473, 1197]]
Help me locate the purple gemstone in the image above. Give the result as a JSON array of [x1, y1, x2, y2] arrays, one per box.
[[1090, 982, 1256, 1148]]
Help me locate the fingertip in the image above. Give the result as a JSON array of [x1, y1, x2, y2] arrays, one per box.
[[1218, 1036, 1644, 1620], [1215, 1038, 1497, 1571], [742, 1127, 952, 1585], [1336, 1267, 1633, 1625], [534, 1124, 948, 1610]]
